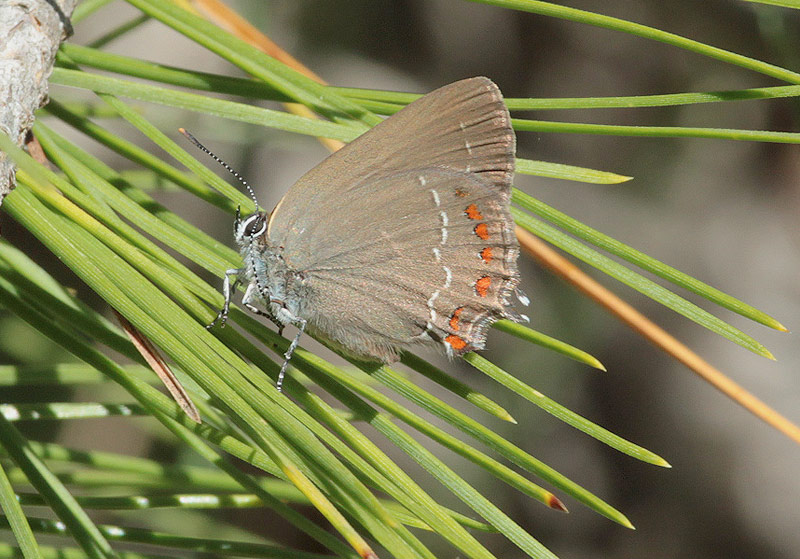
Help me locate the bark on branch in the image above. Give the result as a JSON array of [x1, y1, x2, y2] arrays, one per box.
[[0, 0, 77, 206]]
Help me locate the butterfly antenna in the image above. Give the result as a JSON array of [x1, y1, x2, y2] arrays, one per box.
[[179, 128, 260, 210]]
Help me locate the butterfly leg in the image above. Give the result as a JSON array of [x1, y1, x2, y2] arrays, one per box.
[[241, 282, 272, 319], [269, 303, 307, 393], [208, 268, 242, 328], [242, 283, 286, 340], [276, 317, 306, 392]]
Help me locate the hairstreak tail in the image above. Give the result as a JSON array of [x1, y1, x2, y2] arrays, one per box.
[[183, 77, 527, 391]]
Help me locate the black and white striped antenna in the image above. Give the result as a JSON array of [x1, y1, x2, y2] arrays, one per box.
[[179, 128, 260, 210]]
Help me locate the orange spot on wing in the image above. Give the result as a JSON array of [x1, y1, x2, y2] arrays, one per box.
[[464, 204, 483, 220], [475, 276, 491, 297], [454, 188, 468, 197], [474, 223, 490, 240], [480, 247, 493, 263], [445, 334, 468, 350], [449, 307, 464, 331]]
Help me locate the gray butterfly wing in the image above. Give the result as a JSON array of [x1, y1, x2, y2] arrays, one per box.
[[267, 76, 515, 253], [296, 168, 520, 362], [266, 77, 518, 361]]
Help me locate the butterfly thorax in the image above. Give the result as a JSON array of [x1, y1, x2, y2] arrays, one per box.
[[237, 213, 310, 327]]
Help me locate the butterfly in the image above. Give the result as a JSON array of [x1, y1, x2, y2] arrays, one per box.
[[184, 77, 526, 390]]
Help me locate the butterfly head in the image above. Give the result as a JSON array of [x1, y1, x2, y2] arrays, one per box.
[[235, 210, 268, 246]]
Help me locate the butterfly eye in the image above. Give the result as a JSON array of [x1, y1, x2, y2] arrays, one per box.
[[243, 213, 267, 237]]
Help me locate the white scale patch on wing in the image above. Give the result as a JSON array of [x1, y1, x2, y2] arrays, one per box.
[[423, 178, 460, 347]]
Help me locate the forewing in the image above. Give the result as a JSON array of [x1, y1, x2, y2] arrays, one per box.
[[268, 77, 515, 254]]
